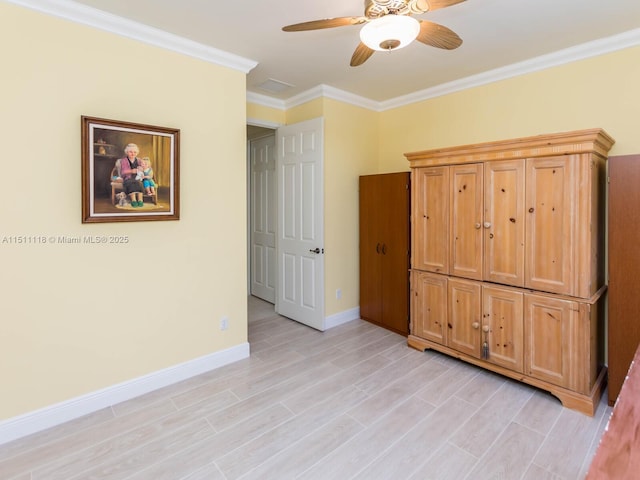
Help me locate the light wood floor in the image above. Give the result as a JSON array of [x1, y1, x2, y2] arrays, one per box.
[[1, 296, 612, 479]]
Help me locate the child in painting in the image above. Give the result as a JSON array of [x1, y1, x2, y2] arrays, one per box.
[[140, 157, 156, 196]]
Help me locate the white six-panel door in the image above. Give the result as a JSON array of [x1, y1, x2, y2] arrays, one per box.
[[250, 134, 276, 303], [276, 118, 325, 330]]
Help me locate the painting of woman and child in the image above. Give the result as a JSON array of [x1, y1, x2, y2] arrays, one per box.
[[82, 116, 180, 223]]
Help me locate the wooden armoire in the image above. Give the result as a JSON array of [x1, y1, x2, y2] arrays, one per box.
[[405, 129, 614, 416], [359, 172, 410, 335], [607, 154, 640, 405]]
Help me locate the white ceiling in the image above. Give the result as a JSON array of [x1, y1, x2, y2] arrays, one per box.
[[51, 0, 640, 103]]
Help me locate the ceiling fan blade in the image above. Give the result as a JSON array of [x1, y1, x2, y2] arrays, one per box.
[[417, 20, 463, 50], [350, 42, 375, 67], [416, 0, 466, 12], [282, 17, 366, 32]]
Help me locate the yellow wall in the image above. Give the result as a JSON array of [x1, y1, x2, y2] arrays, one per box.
[[285, 98, 325, 125], [246, 102, 285, 126], [0, 3, 248, 420], [322, 99, 379, 315], [379, 45, 640, 172]]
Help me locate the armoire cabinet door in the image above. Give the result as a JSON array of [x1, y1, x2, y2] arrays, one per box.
[[483, 286, 524, 372], [525, 156, 574, 295], [379, 173, 410, 334], [450, 164, 483, 280], [359, 175, 383, 323], [412, 167, 449, 274], [484, 160, 525, 286], [524, 293, 577, 389], [359, 173, 410, 335], [448, 278, 481, 358], [410, 271, 447, 344]]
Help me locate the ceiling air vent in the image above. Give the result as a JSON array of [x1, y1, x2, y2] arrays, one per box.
[[255, 78, 295, 94]]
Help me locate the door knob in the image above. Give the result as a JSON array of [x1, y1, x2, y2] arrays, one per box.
[[483, 222, 492, 229], [475, 223, 481, 229], [309, 247, 321, 254], [472, 322, 480, 329]]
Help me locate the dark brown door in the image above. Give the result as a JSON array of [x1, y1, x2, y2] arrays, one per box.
[[359, 175, 383, 324], [359, 173, 410, 335], [608, 155, 640, 405]]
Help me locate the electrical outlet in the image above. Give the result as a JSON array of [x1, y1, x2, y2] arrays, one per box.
[[336, 289, 342, 300], [220, 316, 229, 331]]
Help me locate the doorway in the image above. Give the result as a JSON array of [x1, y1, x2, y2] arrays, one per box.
[[247, 126, 277, 304], [247, 118, 326, 330]]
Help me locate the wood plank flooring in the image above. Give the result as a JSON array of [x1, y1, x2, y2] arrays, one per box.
[[0, 296, 612, 479]]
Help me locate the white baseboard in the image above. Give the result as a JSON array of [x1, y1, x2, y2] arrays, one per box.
[[0, 343, 250, 446], [324, 307, 360, 330]]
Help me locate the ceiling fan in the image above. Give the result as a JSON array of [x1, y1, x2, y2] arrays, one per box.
[[282, 0, 465, 66]]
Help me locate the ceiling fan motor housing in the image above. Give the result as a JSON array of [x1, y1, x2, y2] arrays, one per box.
[[365, 0, 429, 18]]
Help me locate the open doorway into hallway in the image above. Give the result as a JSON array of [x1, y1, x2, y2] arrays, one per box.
[[247, 124, 277, 318]]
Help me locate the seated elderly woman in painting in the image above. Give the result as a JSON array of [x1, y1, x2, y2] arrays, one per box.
[[117, 143, 145, 207]]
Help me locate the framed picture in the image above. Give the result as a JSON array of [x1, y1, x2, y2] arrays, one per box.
[[81, 116, 180, 223]]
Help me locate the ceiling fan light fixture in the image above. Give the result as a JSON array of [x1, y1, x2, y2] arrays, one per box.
[[359, 15, 420, 51]]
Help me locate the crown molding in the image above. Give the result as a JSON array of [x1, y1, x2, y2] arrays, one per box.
[[288, 85, 381, 111], [380, 27, 640, 110], [284, 85, 326, 109], [247, 27, 640, 112], [5, 0, 258, 73], [246, 91, 286, 110], [247, 85, 381, 112]]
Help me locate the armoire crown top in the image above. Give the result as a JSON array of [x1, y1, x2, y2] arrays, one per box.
[[405, 128, 615, 167]]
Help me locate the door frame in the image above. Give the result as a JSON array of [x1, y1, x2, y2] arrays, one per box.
[[248, 131, 277, 303], [247, 119, 281, 299]]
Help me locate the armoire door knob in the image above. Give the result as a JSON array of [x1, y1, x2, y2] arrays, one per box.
[[483, 222, 492, 229]]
